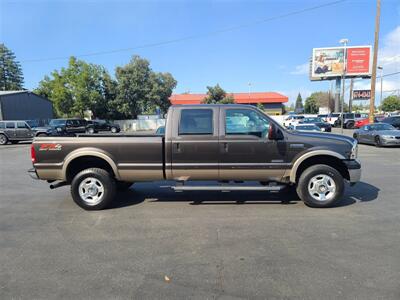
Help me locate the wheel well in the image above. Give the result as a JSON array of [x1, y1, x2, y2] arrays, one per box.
[[295, 155, 349, 182], [66, 156, 115, 183]]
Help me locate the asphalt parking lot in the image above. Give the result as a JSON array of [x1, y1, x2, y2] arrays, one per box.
[[1, 130, 399, 299]]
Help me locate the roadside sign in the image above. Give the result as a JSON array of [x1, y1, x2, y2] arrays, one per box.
[[352, 90, 371, 100]]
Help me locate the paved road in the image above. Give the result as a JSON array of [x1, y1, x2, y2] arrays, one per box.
[[0, 136, 399, 299]]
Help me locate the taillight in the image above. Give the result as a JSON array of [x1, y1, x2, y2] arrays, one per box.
[[31, 144, 36, 164]]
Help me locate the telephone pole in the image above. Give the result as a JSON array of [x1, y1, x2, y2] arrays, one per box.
[[370, 0, 381, 123]]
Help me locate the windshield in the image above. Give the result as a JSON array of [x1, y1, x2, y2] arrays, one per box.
[[296, 125, 320, 131], [49, 119, 66, 126], [371, 123, 396, 131], [303, 117, 322, 123]]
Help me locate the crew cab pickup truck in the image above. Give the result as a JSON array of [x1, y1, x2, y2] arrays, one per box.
[[29, 104, 361, 210]]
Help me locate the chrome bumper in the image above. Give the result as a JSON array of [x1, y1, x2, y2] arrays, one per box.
[[28, 168, 39, 180]]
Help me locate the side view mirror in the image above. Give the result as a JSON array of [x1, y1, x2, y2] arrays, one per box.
[[268, 123, 284, 140]]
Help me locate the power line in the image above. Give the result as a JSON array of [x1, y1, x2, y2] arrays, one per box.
[[21, 0, 347, 63]]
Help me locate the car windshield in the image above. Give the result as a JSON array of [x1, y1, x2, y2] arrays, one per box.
[[49, 119, 66, 126], [303, 117, 322, 123], [371, 123, 396, 131], [296, 125, 320, 131]]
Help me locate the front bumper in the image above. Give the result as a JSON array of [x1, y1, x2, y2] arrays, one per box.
[[381, 137, 400, 146], [343, 159, 361, 184], [28, 168, 39, 180]]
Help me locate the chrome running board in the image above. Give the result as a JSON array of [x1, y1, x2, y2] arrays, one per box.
[[172, 185, 285, 192]]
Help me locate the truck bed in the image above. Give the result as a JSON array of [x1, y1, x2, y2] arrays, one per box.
[[32, 135, 165, 182]]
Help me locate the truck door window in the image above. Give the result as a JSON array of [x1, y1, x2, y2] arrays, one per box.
[[17, 122, 28, 129], [178, 109, 213, 135], [225, 109, 270, 138]]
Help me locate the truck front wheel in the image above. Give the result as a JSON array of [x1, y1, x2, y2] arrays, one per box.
[[71, 168, 116, 210], [296, 164, 344, 208]]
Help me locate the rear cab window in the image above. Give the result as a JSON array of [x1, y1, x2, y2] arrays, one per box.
[[178, 109, 213, 135]]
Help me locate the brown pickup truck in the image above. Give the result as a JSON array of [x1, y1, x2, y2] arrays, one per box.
[[29, 104, 361, 210]]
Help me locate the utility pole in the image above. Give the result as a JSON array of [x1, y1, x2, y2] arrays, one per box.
[[370, 0, 381, 123], [340, 38, 349, 134], [349, 78, 354, 113], [378, 66, 383, 105], [335, 78, 341, 112]]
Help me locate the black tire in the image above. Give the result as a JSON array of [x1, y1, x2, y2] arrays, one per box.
[[375, 136, 382, 147], [70, 168, 116, 210], [36, 133, 48, 137], [353, 133, 358, 142], [87, 127, 95, 134], [0, 134, 8, 145], [116, 181, 133, 191], [296, 164, 344, 208], [346, 121, 355, 129]]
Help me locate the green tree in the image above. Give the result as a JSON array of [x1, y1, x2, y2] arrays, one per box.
[[114, 55, 177, 118], [35, 57, 110, 118], [381, 95, 400, 112], [202, 84, 234, 104], [295, 93, 303, 112], [257, 102, 264, 111], [304, 95, 319, 114], [0, 44, 24, 90]]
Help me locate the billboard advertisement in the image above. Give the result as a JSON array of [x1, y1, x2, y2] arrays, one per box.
[[310, 46, 372, 81]]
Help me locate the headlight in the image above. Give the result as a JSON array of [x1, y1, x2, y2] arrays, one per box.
[[56, 127, 62, 132], [350, 141, 358, 159]]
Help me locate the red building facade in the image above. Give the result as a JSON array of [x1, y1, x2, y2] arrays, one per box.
[[169, 92, 288, 115]]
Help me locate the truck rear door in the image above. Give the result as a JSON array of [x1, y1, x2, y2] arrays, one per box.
[[170, 106, 219, 180], [219, 107, 287, 181]]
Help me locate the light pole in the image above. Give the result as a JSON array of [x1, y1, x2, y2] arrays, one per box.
[[378, 66, 383, 106], [339, 38, 349, 134]]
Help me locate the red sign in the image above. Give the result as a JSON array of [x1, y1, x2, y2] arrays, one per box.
[[346, 47, 371, 74]]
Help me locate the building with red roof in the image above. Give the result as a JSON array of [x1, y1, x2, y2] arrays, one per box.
[[170, 91, 288, 115]]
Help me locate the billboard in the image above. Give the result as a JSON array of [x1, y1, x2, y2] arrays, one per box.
[[352, 90, 371, 100], [310, 46, 372, 81]]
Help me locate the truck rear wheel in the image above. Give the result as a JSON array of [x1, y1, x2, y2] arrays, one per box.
[[71, 168, 116, 210], [296, 164, 344, 208]]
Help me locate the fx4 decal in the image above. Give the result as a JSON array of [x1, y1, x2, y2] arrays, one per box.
[[39, 143, 62, 151]]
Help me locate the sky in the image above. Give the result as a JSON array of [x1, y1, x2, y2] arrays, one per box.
[[1, 0, 399, 105]]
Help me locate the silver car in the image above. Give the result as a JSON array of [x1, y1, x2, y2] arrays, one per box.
[[353, 123, 400, 147]]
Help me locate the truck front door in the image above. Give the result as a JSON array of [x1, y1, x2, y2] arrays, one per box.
[[170, 107, 219, 180], [219, 107, 288, 182]]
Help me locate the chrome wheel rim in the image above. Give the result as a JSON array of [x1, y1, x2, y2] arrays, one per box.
[[308, 174, 336, 202], [78, 177, 104, 205], [0, 135, 6, 144], [111, 127, 117, 133]]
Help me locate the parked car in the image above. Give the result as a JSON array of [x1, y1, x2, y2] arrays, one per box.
[[283, 115, 305, 128], [381, 116, 400, 129], [300, 117, 332, 132], [326, 113, 340, 126], [35, 119, 88, 136], [29, 104, 361, 210], [353, 123, 400, 147], [0, 120, 35, 145], [354, 117, 381, 129], [86, 120, 120, 134], [317, 114, 328, 122], [334, 113, 365, 129], [288, 124, 322, 132]]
